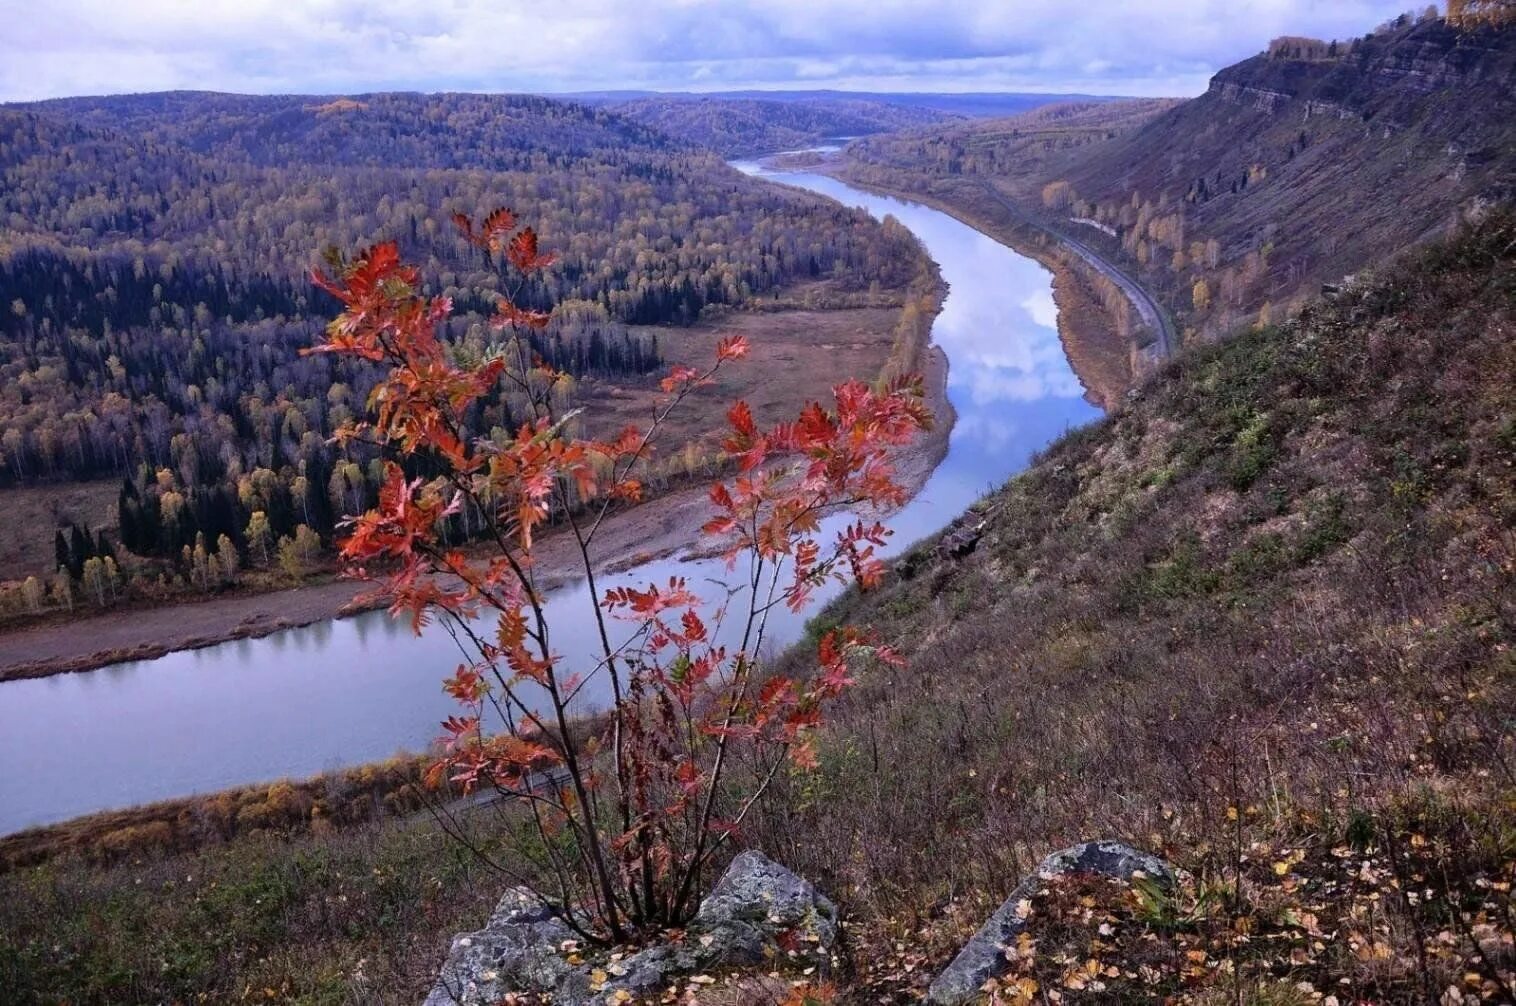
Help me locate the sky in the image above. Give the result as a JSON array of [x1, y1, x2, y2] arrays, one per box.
[[0, 0, 1429, 102]]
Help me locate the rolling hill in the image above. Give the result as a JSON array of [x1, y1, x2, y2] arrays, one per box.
[[607, 94, 959, 157], [596, 90, 1118, 157], [0, 89, 932, 615]]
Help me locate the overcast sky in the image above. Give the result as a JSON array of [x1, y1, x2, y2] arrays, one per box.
[[1, 0, 1425, 102]]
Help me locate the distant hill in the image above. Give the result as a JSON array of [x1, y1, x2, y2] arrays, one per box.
[[581, 89, 1118, 117], [576, 90, 1119, 156], [846, 99, 1178, 184], [839, 15, 1516, 343], [606, 95, 959, 157], [16, 90, 689, 169]]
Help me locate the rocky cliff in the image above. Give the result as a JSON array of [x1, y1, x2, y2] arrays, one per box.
[[1049, 16, 1516, 339]]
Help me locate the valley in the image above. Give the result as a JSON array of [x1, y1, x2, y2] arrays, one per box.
[[2, 6, 1514, 1006], [0, 92, 934, 636], [0, 164, 1088, 836], [837, 16, 1516, 350]]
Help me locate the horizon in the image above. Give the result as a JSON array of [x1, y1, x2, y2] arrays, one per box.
[[4, 85, 1131, 106], [1, 1, 1425, 104]]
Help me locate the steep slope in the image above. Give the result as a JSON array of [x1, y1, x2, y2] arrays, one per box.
[[1048, 16, 1516, 338], [840, 16, 1516, 362], [752, 209, 1516, 1001]]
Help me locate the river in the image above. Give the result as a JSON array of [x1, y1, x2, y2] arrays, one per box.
[[0, 165, 1102, 836]]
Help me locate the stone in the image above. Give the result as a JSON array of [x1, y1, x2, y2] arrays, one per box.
[[693, 849, 840, 967], [423, 887, 584, 1006], [936, 520, 985, 560], [423, 852, 838, 1005], [926, 841, 1175, 1005]]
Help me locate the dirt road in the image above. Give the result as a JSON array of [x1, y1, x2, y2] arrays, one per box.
[[977, 181, 1177, 359]]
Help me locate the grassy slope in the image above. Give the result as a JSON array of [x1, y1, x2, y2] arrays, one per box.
[[750, 210, 1516, 1000], [2, 215, 1513, 1003]]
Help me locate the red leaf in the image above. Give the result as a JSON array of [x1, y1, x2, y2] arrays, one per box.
[[508, 227, 557, 272]]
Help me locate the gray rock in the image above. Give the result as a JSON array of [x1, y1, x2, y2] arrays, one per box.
[[423, 852, 838, 1005], [423, 887, 583, 1006], [926, 841, 1175, 1005], [936, 521, 985, 560], [694, 849, 840, 968]]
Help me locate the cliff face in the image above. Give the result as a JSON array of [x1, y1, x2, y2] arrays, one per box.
[[841, 18, 1516, 355], [1210, 19, 1516, 123], [1048, 18, 1516, 340]]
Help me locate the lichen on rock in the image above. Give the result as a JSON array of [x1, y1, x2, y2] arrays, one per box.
[[926, 841, 1175, 1005], [423, 850, 838, 1005]]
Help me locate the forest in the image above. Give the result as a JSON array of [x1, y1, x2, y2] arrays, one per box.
[[0, 92, 928, 617]]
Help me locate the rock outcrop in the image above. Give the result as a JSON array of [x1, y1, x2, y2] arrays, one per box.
[[926, 841, 1175, 1005], [424, 851, 838, 1005], [935, 516, 988, 561]]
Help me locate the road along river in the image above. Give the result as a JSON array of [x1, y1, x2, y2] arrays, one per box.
[[0, 164, 1102, 835]]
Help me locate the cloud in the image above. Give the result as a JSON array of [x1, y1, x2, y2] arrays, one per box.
[[0, 0, 1423, 101]]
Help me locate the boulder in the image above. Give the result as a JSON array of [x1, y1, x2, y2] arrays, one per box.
[[423, 887, 583, 1006], [693, 849, 840, 966], [423, 851, 837, 1005], [926, 841, 1175, 1005], [936, 520, 985, 560]]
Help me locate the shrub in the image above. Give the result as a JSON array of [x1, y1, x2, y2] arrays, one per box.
[[308, 210, 929, 942]]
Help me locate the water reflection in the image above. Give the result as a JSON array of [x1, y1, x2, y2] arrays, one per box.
[[0, 169, 1101, 835]]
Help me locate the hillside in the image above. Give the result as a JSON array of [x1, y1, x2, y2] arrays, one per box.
[[840, 15, 1516, 362], [4, 196, 1511, 1006], [14, 91, 687, 168], [845, 99, 1179, 182], [754, 206, 1516, 1003], [603, 91, 1125, 158]]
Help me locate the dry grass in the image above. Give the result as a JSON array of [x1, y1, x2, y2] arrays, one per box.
[[0, 480, 119, 581], [585, 301, 911, 456], [746, 210, 1516, 1000], [0, 757, 441, 874]]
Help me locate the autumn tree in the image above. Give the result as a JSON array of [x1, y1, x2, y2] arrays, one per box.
[[245, 511, 273, 566], [20, 576, 44, 614], [1193, 278, 1213, 312], [310, 210, 929, 943], [215, 534, 240, 584]]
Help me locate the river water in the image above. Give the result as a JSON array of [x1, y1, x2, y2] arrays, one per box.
[[0, 166, 1101, 835]]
